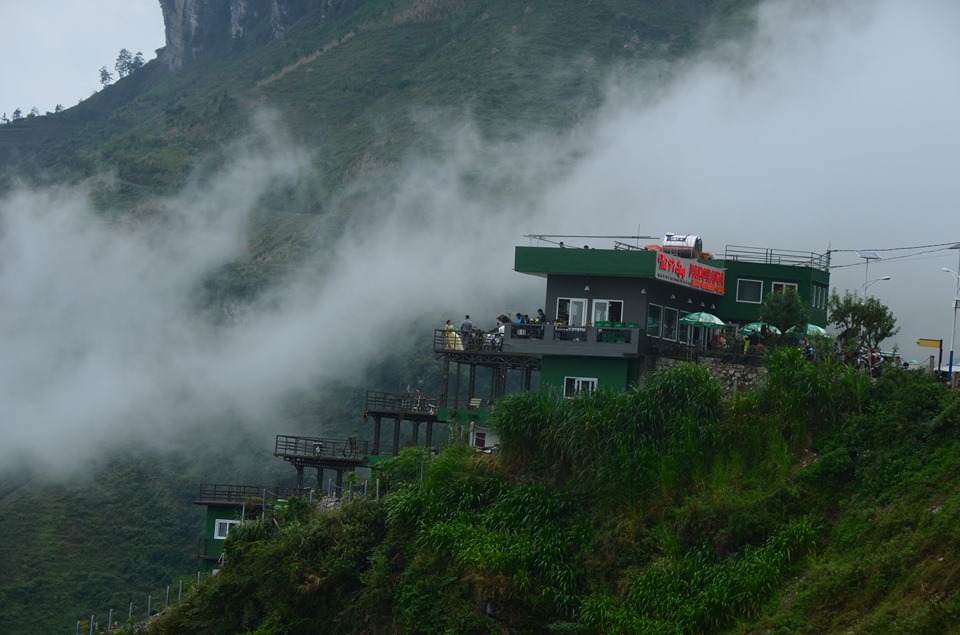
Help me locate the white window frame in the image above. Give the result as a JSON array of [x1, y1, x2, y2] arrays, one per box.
[[772, 281, 798, 295], [214, 519, 240, 540], [563, 376, 597, 397], [815, 285, 827, 309], [592, 299, 624, 324], [736, 279, 763, 304], [557, 297, 587, 327]]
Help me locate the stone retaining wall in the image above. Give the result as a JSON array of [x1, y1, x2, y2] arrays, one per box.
[[654, 356, 767, 393]]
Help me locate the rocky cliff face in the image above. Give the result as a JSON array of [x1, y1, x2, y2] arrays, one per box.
[[158, 0, 313, 70]]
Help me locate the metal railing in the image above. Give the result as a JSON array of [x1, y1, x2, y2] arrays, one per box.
[[593, 327, 633, 344], [723, 245, 830, 271], [365, 390, 439, 414], [274, 434, 369, 459], [197, 484, 308, 504], [509, 323, 545, 339], [553, 326, 588, 341], [434, 328, 505, 352], [648, 337, 765, 366]]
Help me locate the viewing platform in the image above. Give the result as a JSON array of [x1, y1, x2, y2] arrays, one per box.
[[195, 483, 310, 506], [364, 390, 441, 421], [434, 324, 645, 359], [274, 434, 369, 489]]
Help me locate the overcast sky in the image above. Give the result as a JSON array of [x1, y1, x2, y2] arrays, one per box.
[[0, 0, 164, 114], [1, 0, 959, 473]]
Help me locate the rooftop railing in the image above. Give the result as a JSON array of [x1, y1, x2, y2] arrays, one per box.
[[723, 245, 830, 271]]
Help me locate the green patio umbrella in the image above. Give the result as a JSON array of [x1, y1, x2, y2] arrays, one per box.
[[787, 323, 830, 338], [680, 312, 726, 328], [741, 322, 781, 336]]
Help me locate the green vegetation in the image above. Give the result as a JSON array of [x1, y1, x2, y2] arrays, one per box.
[[760, 288, 810, 334], [11, 2, 922, 633], [0, 0, 760, 204], [829, 290, 900, 363], [147, 352, 960, 633]]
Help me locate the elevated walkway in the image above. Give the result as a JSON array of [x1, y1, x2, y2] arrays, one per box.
[[274, 435, 368, 489]]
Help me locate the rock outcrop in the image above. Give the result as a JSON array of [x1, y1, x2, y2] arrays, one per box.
[[157, 0, 314, 70]]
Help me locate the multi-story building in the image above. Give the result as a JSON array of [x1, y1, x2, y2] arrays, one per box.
[[196, 233, 830, 571], [501, 235, 830, 396]]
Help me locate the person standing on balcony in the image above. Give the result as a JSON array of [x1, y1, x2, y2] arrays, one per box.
[[444, 319, 463, 350], [460, 315, 474, 348]]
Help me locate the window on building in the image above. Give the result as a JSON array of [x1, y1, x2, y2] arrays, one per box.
[[737, 279, 763, 304], [557, 298, 587, 326], [564, 377, 597, 397], [647, 304, 662, 337], [815, 285, 828, 309], [679, 310, 690, 343], [663, 307, 678, 340], [214, 519, 240, 540], [474, 432, 486, 448], [592, 299, 624, 324], [772, 282, 798, 295]]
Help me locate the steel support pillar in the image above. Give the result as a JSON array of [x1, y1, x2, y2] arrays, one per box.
[[441, 356, 451, 406], [372, 415, 382, 455], [393, 417, 401, 456]]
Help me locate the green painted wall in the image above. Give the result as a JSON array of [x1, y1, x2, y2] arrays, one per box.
[[515, 246, 657, 278], [201, 506, 243, 572], [714, 260, 830, 326], [540, 356, 635, 393]]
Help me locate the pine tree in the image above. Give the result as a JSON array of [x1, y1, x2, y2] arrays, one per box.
[[115, 48, 133, 78]]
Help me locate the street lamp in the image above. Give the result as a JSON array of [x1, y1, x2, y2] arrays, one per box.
[[862, 275, 891, 296], [856, 250, 882, 290], [943, 242, 960, 384], [943, 267, 960, 384]]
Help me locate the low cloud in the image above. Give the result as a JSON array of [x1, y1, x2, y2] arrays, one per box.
[[1, 0, 958, 472]]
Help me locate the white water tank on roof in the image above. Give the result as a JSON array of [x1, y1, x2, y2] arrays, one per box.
[[661, 233, 703, 259]]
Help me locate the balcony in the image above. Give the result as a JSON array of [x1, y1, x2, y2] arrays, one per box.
[[195, 484, 311, 506], [274, 434, 369, 461], [474, 322, 646, 357]]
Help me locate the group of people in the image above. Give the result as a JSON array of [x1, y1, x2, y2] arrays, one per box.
[[443, 315, 496, 351], [442, 310, 550, 350], [511, 309, 547, 325]]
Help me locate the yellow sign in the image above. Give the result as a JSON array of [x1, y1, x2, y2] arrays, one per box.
[[916, 338, 942, 349]]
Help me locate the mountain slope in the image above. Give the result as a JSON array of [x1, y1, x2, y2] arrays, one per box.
[[147, 356, 960, 634], [0, 0, 759, 202], [0, 2, 763, 634]]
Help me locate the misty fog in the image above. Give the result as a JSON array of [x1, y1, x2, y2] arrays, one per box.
[[1, 0, 958, 472]]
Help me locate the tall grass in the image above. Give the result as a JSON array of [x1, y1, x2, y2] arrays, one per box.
[[493, 363, 729, 504], [581, 518, 816, 634]]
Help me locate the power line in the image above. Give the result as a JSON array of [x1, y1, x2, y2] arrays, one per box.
[[828, 242, 960, 269], [829, 241, 959, 254]]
